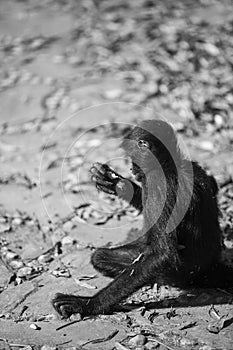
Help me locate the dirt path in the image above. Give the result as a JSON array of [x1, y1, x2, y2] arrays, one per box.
[[0, 0, 233, 349]]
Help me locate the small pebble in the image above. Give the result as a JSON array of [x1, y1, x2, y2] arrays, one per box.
[[87, 139, 102, 147], [30, 323, 41, 330], [44, 77, 55, 86], [180, 337, 197, 346], [52, 55, 64, 64], [17, 266, 33, 277], [10, 260, 24, 269], [128, 334, 146, 347], [68, 56, 81, 65], [214, 114, 224, 127], [199, 140, 214, 151], [41, 225, 51, 234], [12, 217, 22, 225], [63, 221, 73, 233], [62, 235, 74, 245], [145, 341, 160, 349], [41, 346, 56, 350], [38, 253, 53, 264], [203, 42, 219, 56], [52, 268, 70, 278], [159, 84, 168, 94], [70, 313, 82, 321], [26, 220, 35, 226], [69, 102, 80, 112], [224, 240, 233, 249], [30, 38, 44, 50], [104, 88, 122, 99], [145, 82, 158, 95], [115, 343, 129, 350]]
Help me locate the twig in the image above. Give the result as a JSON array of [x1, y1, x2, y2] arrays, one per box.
[[81, 330, 119, 346], [0, 339, 29, 349], [55, 339, 72, 346], [5, 344, 29, 348], [56, 318, 83, 331]]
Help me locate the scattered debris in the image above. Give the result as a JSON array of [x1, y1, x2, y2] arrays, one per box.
[[41, 346, 56, 350], [166, 307, 177, 320], [128, 334, 146, 347], [115, 343, 129, 350], [0, 0, 233, 349], [0, 173, 36, 188], [29, 323, 41, 330], [207, 305, 233, 334], [52, 266, 71, 278], [178, 320, 197, 330], [74, 278, 97, 290]]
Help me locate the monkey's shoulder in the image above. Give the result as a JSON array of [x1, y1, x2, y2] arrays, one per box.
[[192, 161, 218, 197]]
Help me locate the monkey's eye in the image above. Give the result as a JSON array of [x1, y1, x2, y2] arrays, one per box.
[[137, 140, 149, 152]]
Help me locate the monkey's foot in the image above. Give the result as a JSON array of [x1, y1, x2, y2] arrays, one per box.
[[52, 293, 91, 318]]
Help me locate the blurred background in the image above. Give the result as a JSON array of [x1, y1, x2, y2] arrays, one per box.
[[0, 0, 233, 348], [1, 0, 232, 216]]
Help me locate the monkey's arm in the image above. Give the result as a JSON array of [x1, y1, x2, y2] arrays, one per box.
[[90, 162, 142, 211]]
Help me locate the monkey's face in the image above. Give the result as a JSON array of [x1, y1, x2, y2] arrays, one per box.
[[121, 120, 178, 180], [122, 136, 158, 181]]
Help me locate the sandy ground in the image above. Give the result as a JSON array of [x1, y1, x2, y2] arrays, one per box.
[[0, 0, 233, 349]]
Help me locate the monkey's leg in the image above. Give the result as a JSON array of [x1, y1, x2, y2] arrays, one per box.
[[52, 254, 173, 318], [91, 235, 149, 278], [90, 162, 142, 211]]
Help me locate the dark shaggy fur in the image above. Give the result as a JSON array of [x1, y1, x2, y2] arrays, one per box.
[[52, 120, 232, 319]]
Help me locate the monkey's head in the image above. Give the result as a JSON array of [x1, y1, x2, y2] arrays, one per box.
[[121, 120, 180, 181]]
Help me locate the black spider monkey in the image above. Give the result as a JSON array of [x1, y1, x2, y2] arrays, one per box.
[[52, 119, 232, 319]]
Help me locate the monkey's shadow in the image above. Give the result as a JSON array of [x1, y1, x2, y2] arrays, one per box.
[[118, 285, 233, 313], [117, 246, 233, 312]]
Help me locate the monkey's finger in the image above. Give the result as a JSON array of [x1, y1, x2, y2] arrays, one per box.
[[90, 162, 109, 176], [91, 175, 116, 188], [90, 166, 107, 180], [90, 162, 121, 180], [96, 183, 116, 195]]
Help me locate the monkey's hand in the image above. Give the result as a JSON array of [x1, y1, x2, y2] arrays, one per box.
[[90, 162, 123, 195], [90, 162, 140, 206], [52, 293, 92, 319]]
